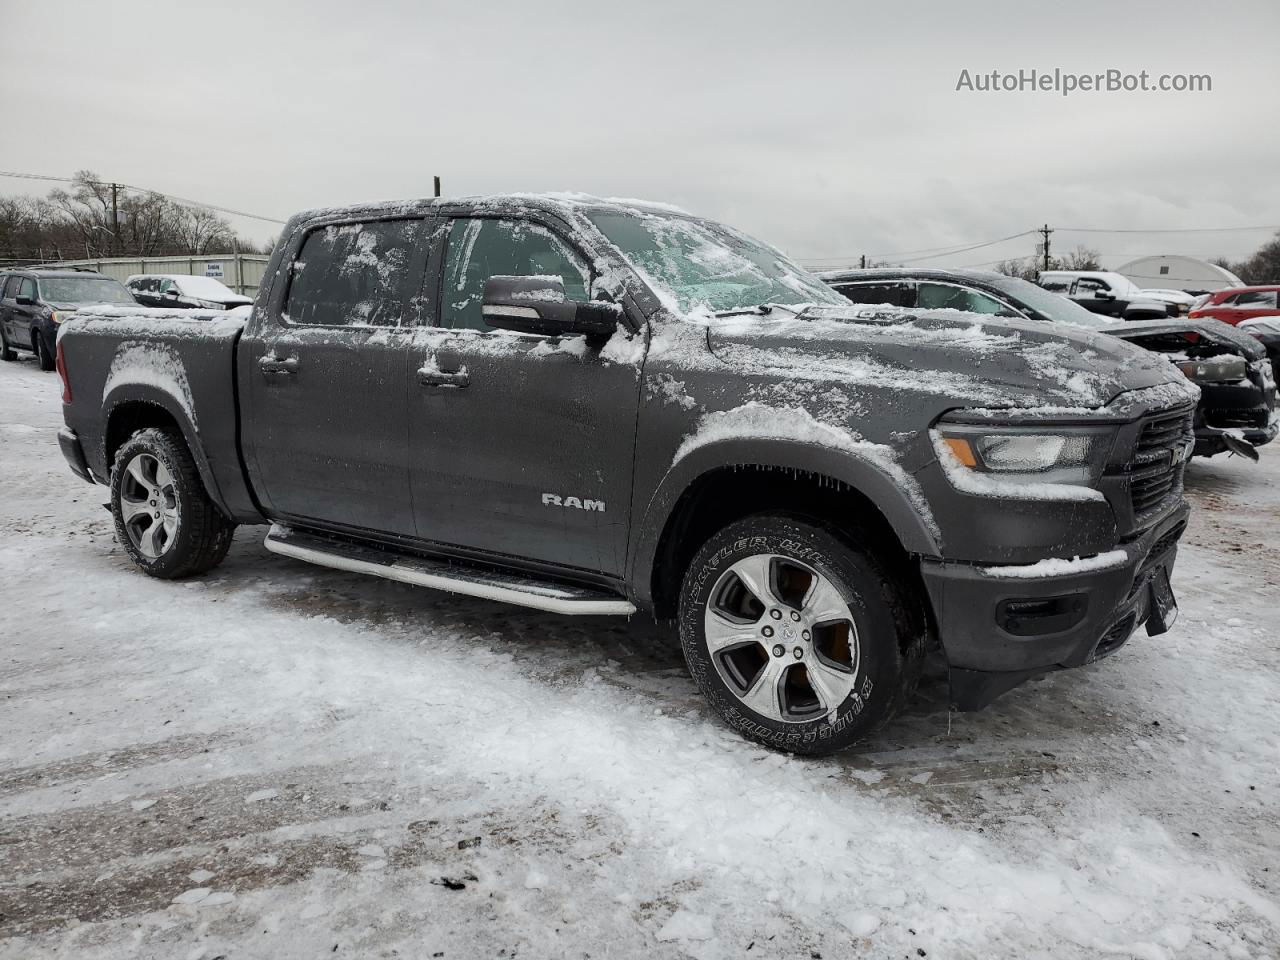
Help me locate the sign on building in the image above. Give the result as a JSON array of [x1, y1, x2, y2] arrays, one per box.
[[205, 262, 224, 278]]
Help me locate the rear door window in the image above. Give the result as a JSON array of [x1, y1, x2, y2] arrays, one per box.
[[831, 281, 909, 308], [439, 217, 591, 331], [916, 282, 1018, 316], [286, 218, 424, 327]]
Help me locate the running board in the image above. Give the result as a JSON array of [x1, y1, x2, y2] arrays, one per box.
[[263, 523, 636, 616]]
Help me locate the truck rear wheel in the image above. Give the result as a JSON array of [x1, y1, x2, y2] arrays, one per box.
[[678, 514, 924, 755], [110, 427, 235, 579]]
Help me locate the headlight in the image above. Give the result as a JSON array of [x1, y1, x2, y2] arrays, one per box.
[[934, 419, 1112, 488], [1176, 356, 1247, 382], [51, 311, 65, 325]]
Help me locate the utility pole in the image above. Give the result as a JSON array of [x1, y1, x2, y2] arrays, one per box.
[[433, 175, 441, 198], [1040, 223, 1053, 272], [109, 183, 121, 257]]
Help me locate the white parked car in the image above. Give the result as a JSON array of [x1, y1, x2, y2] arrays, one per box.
[[125, 274, 253, 311]]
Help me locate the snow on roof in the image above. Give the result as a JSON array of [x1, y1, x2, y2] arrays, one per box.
[[287, 193, 700, 228]]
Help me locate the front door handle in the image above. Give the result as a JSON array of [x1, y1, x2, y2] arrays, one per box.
[[259, 355, 299, 375], [417, 365, 470, 388]]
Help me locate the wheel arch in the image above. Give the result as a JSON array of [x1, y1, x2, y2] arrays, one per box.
[[103, 387, 231, 519], [630, 438, 942, 619]]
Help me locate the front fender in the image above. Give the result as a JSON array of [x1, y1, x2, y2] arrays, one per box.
[[626, 436, 942, 609]]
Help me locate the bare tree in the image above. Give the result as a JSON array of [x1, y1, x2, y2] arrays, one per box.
[[1226, 233, 1280, 285], [1, 170, 253, 263], [1059, 245, 1101, 271], [995, 257, 1040, 281]]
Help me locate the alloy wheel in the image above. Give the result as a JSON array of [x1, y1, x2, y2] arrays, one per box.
[[119, 453, 179, 559], [703, 554, 860, 722]]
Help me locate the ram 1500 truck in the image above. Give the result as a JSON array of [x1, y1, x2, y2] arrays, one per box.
[[55, 194, 1199, 754]]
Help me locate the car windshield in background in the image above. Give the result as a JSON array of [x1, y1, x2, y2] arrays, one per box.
[[39, 277, 135, 305], [174, 275, 241, 300], [987, 275, 1116, 329], [588, 210, 847, 315]]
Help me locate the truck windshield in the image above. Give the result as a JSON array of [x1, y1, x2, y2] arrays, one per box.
[[38, 277, 135, 305], [588, 210, 847, 316]]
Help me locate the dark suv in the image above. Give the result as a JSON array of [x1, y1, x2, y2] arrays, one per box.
[[0, 269, 137, 370]]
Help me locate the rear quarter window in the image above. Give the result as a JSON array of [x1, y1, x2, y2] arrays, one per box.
[[285, 219, 424, 327]]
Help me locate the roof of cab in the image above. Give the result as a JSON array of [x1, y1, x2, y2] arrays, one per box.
[[289, 192, 695, 227]]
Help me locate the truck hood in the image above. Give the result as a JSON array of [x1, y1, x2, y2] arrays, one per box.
[[706, 306, 1191, 412], [1101, 317, 1267, 361]]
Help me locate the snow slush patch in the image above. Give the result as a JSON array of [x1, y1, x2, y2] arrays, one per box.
[[980, 550, 1129, 579], [655, 910, 714, 942]]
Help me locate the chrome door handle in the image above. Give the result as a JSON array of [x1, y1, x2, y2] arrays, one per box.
[[417, 365, 470, 388]]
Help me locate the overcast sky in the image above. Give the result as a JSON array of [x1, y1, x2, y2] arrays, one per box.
[[3, 0, 1278, 269]]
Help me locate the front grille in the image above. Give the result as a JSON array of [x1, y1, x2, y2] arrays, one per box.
[[1128, 407, 1192, 525]]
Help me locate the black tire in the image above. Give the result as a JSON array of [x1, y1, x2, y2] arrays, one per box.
[[33, 332, 55, 371], [678, 514, 925, 755], [0, 326, 14, 362], [110, 427, 235, 579]]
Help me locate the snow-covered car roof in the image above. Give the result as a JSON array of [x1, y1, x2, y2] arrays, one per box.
[[126, 274, 249, 300]]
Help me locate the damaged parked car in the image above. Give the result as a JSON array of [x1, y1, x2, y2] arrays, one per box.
[[823, 269, 1278, 460], [57, 195, 1200, 754]]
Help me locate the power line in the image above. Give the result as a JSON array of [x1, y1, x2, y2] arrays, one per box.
[[1058, 224, 1280, 234], [803, 229, 1039, 264], [0, 169, 287, 225], [895, 229, 1039, 264]]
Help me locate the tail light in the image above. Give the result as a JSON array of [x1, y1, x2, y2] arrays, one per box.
[[56, 340, 72, 404]]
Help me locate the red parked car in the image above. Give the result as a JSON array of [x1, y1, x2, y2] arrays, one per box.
[[1189, 285, 1280, 326]]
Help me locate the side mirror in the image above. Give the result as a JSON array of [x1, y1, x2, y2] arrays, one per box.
[[16, 295, 35, 306], [164, 288, 180, 299], [481, 276, 621, 339], [1094, 289, 1115, 300]]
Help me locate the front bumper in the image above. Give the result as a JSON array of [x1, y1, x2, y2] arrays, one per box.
[[1191, 361, 1278, 454], [58, 426, 95, 484], [921, 501, 1189, 710]]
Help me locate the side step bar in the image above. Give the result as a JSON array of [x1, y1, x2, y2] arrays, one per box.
[[263, 523, 636, 616]]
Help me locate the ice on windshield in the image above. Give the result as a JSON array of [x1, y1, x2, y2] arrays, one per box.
[[588, 210, 846, 317], [172, 275, 244, 300], [38, 277, 135, 305]]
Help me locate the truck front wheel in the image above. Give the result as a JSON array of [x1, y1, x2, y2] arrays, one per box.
[[110, 428, 235, 579], [678, 515, 924, 755]]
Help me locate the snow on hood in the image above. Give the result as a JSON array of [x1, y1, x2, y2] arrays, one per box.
[[706, 306, 1192, 411]]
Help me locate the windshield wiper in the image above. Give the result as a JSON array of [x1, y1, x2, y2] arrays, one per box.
[[711, 303, 809, 319]]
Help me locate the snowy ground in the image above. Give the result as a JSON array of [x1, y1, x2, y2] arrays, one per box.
[[1, 354, 1277, 960]]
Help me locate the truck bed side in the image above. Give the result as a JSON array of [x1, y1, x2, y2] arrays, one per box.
[[58, 311, 265, 523]]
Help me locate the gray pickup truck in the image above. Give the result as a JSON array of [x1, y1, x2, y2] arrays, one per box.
[[55, 194, 1199, 754]]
